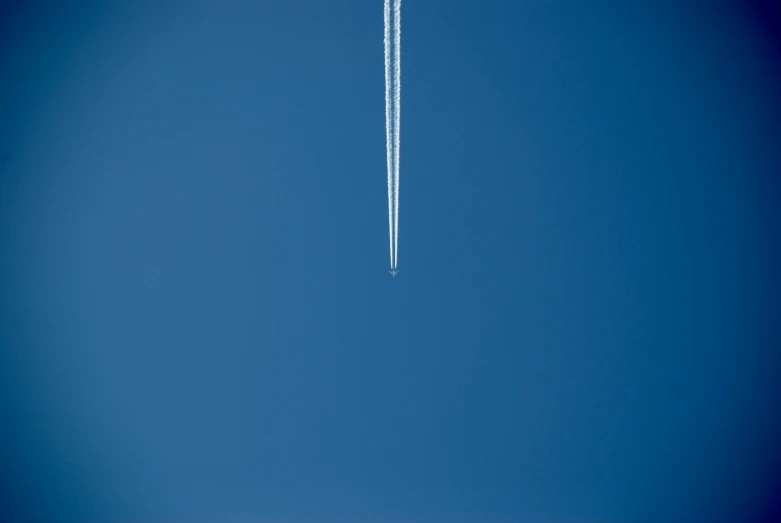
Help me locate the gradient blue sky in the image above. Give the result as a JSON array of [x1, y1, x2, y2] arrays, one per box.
[[1, 2, 780, 522]]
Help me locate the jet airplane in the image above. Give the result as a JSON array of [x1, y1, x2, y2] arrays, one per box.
[[389, 269, 399, 278]]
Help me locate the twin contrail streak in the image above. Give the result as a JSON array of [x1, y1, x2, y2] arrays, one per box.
[[384, 0, 401, 270], [384, 0, 394, 269]]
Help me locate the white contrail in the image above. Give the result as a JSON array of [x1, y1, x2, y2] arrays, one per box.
[[392, 0, 401, 269], [383, 0, 401, 270], [384, 0, 394, 268]]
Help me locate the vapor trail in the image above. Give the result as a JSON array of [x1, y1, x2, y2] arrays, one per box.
[[383, 0, 401, 270], [392, 0, 401, 269], [384, 0, 394, 268]]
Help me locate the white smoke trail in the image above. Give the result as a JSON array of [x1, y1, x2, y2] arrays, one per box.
[[384, 0, 394, 268], [392, 0, 401, 269]]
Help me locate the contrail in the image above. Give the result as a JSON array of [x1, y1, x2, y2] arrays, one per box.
[[384, 0, 394, 268], [383, 0, 401, 271], [392, 0, 401, 269]]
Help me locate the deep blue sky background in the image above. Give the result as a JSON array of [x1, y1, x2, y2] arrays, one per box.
[[1, 2, 781, 522]]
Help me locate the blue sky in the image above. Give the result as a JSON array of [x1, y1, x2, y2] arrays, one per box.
[[1, 2, 780, 522]]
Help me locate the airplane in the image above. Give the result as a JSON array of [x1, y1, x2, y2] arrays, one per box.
[[389, 269, 399, 278]]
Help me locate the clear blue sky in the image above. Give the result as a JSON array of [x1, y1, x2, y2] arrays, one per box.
[[1, 1, 780, 522]]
